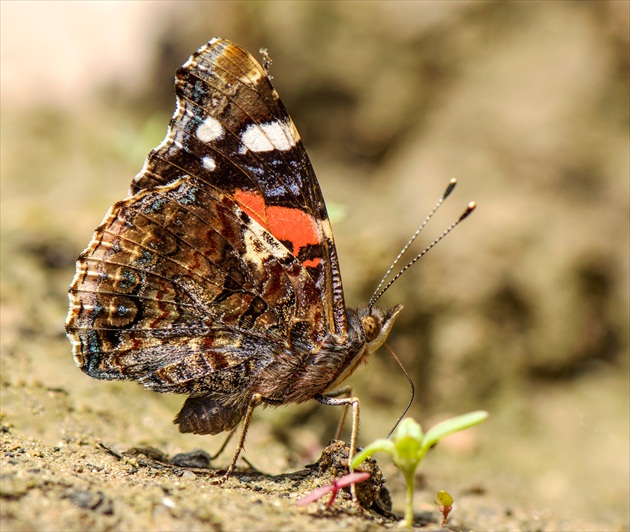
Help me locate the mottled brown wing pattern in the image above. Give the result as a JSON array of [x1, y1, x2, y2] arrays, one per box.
[[131, 38, 347, 334], [67, 176, 326, 390], [66, 38, 349, 403]]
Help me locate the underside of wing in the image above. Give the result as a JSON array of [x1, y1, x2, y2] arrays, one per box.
[[130, 38, 347, 334], [66, 177, 325, 394]]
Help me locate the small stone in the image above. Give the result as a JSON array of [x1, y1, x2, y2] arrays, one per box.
[[171, 449, 211, 469]]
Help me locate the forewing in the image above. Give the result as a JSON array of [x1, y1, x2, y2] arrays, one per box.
[[131, 38, 347, 334]]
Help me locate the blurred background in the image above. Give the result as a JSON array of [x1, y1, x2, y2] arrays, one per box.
[[2, 1, 628, 529]]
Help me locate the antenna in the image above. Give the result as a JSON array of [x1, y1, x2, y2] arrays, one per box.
[[368, 180, 475, 308], [369, 179, 457, 307]]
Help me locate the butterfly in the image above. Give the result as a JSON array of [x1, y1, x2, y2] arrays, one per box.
[[66, 38, 474, 484], [65, 38, 406, 482]]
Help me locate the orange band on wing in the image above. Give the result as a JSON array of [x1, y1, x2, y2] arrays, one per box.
[[235, 190, 322, 267]]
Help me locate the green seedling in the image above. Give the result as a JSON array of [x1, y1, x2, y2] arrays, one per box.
[[351, 412, 488, 528], [436, 490, 454, 526]]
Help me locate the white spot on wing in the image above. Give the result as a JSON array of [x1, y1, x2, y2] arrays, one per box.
[[202, 156, 216, 171], [182, 56, 197, 69], [172, 129, 185, 151], [243, 232, 266, 272], [240, 120, 299, 153], [240, 67, 264, 85], [196, 116, 224, 143]]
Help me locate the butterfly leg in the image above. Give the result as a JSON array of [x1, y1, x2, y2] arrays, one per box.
[[210, 427, 237, 460], [322, 385, 353, 440], [214, 393, 286, 484], [213, 393, 263, 485], [314, 393, 360, 503]]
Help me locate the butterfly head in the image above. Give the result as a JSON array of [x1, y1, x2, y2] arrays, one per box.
[[359, 304, 404, 355]]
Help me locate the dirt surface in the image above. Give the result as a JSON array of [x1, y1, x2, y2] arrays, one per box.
[[2, 2, 629, 531]]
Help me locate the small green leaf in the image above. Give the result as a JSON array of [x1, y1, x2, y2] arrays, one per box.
[[351, 438, 396, 469], [393, 419, 424, 466], [422, 411, 488, 450], [393, 418, 423, 442], [436, 490, 454, 507]]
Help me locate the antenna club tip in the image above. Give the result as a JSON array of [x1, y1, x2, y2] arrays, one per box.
[[443, 178, 457, 199], [458, 201, 476, 221]]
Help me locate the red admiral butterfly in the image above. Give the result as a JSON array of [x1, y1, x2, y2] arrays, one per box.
[[66, 38, 473, 484]]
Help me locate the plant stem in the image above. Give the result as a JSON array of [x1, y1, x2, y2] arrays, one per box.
[[404, 469, 415, 528]]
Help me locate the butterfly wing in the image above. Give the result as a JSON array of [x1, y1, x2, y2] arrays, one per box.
[[68, 177, 324, 382], [66, 38, 348, 434], [131, 38, 347, 334]]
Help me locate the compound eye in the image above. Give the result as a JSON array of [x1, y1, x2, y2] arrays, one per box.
[[361, 314, 382, 342]]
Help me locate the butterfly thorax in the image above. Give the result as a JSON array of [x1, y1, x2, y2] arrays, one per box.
[[273, 304, 404, 404]]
